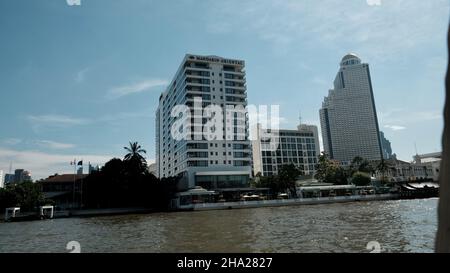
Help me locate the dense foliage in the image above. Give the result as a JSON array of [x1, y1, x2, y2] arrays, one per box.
[[0, 181, 48, 211], [82, 142, 178, 209], [252, 164, 302, 197], [351, 171, 372, 186], [314, 152, 348, 185]]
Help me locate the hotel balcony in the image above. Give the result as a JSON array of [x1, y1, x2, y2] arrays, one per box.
[[185, 69, 210, 77], [223, 65, 244, 73], [184, 61, 210, 70]]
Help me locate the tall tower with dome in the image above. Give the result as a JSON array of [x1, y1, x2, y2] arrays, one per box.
[[319, 53, 383, 164]]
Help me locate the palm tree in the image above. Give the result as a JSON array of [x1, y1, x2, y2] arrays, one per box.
[[124, 141, 147, 163], [376, 159, 390, 184], [124, 141, 147, 174]]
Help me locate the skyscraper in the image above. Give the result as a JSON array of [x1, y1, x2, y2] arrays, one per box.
[[379, 131, 394, 160], [319, 53, 383, 164], [4, 174, 14, 185], [11, 169, 31, 184], [14, 169, 24, 184], [156, 54, 252, 190]]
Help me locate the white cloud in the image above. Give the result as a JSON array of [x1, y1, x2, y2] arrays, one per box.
[[2, 138, 75, 150], [367, 0, 382, 6], [28, 114, 89, 126], [75, 67, 90, 83], [379, 109, 442, 125], [0, 147, 113, 180], [107, 78, 168, 99], [2, 138, 22, 146], [205, 0, 448, 60], [36, 140, 75, 150], [27, 114, 90, 133], [384, 124, 406, 131]]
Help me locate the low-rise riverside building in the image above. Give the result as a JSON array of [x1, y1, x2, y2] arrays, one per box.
[[39, 174, 88, 210], [374, 153, 441, 182]]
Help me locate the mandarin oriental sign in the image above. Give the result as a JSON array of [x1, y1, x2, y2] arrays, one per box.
[[193, 55, 244, 65]]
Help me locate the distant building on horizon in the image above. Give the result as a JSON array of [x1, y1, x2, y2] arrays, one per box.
[[148, 163, 157, 176], [0, 170, 4, 188], [252, 123, 320, 177], [14, 169, 24, 184], [13, 169, 31, 184], [4, 173, 14, 185], [379, 131, 394, 160], [88, 163, 99, 174], [319, 53, 383, 164]]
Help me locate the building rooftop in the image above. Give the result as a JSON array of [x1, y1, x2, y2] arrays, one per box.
[[340, 53, 362, 66], [341, 53, 360, 62], [40, 174, 88, 183]]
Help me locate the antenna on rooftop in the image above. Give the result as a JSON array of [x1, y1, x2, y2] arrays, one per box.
[[299, 110, 302, 126]]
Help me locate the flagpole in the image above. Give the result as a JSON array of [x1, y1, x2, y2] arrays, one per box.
[[72, 158, 76, 210], [80, 160, 83, 209]]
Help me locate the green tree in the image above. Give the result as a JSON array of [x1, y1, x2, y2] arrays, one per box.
[[315, 152, 333, 182], [333, 167, 349, 185], [351, 171, 371, 186], [277, 164, 302, 198], [0, 187, 18, 210], [350, 156, 373, 175], [315, 152, 349, 185], [253, 175, 279, 196], [124, 141, 148, 175], [376, 159, 390, 184], [0, 182, 45, 212]]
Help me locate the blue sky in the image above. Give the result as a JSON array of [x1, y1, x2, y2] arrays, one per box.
[[0, 0, 448, 179]]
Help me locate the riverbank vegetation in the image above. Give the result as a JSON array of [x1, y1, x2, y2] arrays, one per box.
[[82, 142, 178, 210], [314, 152, 398, 186], [0, 142, 178, 212], [251, 164, 302, 197], [0, 181, 50, 212], [0, 143, 416, 213]]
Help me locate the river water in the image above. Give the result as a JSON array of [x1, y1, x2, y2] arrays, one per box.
[[0, 198, 438, 253]]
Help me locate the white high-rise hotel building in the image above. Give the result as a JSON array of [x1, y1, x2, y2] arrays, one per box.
[[320, 53, 383, 164], [156, 54, 252, 190]]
